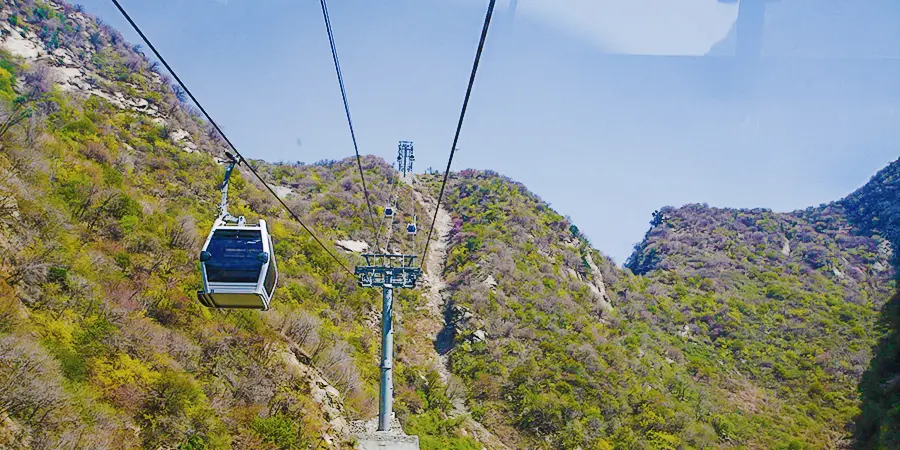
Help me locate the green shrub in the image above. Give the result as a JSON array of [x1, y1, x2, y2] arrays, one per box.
[[250, 414, 306, 449], [47, 266, 68, 286]]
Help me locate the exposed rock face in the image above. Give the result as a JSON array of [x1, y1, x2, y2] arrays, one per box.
[[0, 23, 42, 59], [585, 253, 612, 313], [281, 349, 350, 447], [0, 2, 200, 153], [336, 239, 370, 253]]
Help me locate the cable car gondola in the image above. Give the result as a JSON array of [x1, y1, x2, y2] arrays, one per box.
[[384, 207, 394, 218], [407, 215, 418, 235], [197, 154, 278, 311]]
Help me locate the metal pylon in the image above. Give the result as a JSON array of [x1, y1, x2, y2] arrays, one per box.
[[397, 141, 414, 177], [355, 254, 421, 431]]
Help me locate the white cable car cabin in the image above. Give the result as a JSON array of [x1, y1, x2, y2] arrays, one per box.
[[198, 218, 277, 310], [197, 153, 278, 311], [384, 207, 394, 218]]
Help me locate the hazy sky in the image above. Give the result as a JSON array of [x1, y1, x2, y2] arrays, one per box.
[[75, 0, 900, 263]]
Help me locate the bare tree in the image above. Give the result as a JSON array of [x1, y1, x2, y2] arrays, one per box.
[[205, 124, 224, 146], [124, 54, 143, 72], [0, 284, 18, 333], [282, 311, 321, 351], [23, 64, 52, 95], [82, 141, 110, 164], [172, 84, 186, 103], [165, 216, 197, 251], [5, 241, 57, 287], [0, 171, 19, 223], [88, 31, 103, 50], [318, 340, 360, 393], [0, 64, 52, 141], [0, 335, 67, 430]]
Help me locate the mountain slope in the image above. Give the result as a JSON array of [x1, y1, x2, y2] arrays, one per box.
[[0, 45, 363, 449], [844, 158, 900, 449], [0, 1, 484, 448], [627, 203, 893, 444], [2, 0, 900, 449], [425, 167, 897, 449]]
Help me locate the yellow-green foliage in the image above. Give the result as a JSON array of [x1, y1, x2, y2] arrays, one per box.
[[0, 37, 459, 447], [0, 67, 14, 103], [0, 50, 349, 447], [427, 170, 895, 449], [93, 353, 160, 394], [3, 3, 898, 448]]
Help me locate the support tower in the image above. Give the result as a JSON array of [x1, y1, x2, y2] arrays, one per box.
[[351, 254, 421, 450], [397, 141, 415, 177]]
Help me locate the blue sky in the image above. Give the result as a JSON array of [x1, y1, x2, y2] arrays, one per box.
[[75, 0, 900, 263]]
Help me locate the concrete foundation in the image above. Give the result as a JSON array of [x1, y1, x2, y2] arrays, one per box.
[[354, 432, 420, 450], [351, 416, 420, 450]]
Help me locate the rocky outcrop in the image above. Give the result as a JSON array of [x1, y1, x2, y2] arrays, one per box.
[[585, 253, 613, 314], [281, 347, 352, 448], [0, 2, 200, 154], [0, 23, 42, 59], [335, 239, 370, 253]]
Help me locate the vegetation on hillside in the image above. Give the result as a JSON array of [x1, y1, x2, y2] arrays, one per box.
[[0, 1, 480, 447], [2, 1, 899, 449], [845, 158, 900, 449], [627, 203, 893, 447], [426, 169, 896, 449], [856, 292, 900, 450], [0, 48, 361, 447]]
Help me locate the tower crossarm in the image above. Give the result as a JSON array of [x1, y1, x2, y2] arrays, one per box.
[[355, 254, 422, 289]]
